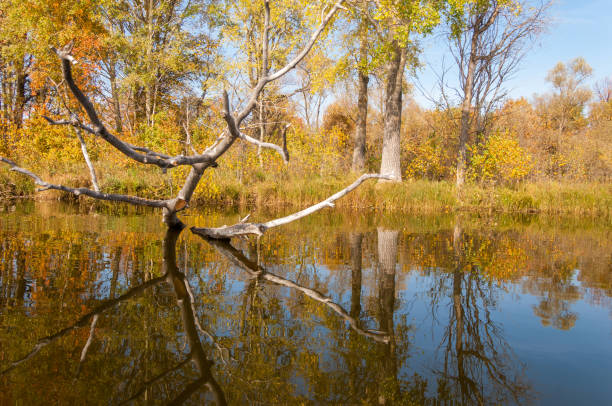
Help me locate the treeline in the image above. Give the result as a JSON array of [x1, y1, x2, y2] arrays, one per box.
[[325, 59, 612, 185], [0, 0, 610, 203]]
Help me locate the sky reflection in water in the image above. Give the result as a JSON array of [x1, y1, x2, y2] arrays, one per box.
[[0, 202, 611, 405]]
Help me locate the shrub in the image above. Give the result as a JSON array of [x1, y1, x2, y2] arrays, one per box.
[[469, 131, 532, 186]]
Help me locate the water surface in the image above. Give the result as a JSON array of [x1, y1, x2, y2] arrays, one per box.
[[1, 202, 611, 405]]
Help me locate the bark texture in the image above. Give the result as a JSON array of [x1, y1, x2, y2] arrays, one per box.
[[352, 16, 369, 172], [379, 42, 407, 182]]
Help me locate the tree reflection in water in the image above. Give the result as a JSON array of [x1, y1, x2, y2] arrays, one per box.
[[428, 221, 531, 405], [1, 227, 226, 405], [1, 208, 611, 404]]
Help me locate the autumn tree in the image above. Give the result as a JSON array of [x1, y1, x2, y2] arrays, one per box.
[[334, 0, 373, 173], [353, 8, 370, 172], [1, 0, 397, 237], [590, 77, 612, 124], [0, 0, 103, 132], [355, 0, 443, 182], [222, 0, 342, 165], [535, 57, 593, 134], [442, 0, 550, 192], [95, 0, 220, 132]]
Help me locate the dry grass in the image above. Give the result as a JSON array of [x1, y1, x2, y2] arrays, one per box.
[[1, 163, 610, 218]]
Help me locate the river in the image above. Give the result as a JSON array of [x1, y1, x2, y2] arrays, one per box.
[[1, 202, 611, 405]]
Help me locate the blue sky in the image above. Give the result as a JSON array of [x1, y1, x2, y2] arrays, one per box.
[[413, 0, 612, 107]]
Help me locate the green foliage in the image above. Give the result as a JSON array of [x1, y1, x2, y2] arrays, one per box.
[[444, 0, 522, 37]]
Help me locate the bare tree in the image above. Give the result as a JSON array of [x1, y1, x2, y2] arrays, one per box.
[[0, 1, 390, 235], [444, 0, 550, 192]]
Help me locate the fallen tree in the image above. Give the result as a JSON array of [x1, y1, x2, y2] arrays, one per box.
[[0, 0, 388, 237]]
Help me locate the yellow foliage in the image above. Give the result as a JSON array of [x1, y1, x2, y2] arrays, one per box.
[[404, 137, 454, 180], [288, 124, 350, 176], [469, 131, 532, 185]]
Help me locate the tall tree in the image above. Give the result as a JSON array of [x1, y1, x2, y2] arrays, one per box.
[[99, 0, 219, 128], [352, 4, 370, 172], [0, 0, 102, 129], [537, 57, 593, 135], [444, 0, 550, 191], [223, 0, 329, 160], [361, 0, 442, 182]]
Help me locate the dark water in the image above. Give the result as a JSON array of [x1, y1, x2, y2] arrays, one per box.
[[1, 202, 611, 405]]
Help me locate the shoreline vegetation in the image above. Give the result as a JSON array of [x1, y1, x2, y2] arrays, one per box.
[[2, 167, 610, 218], [0, 0, 610, 231]]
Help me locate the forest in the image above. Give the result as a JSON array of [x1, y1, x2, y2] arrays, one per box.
[[1, 1, 612, 404], [0, 0, 610, 216]]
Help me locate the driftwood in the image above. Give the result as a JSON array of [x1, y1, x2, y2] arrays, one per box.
[[0, 0, 345, 229], [200, 236, 391, 344], [191, 173, 392, 239]]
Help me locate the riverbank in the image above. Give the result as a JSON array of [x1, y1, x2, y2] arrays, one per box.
[[1, 164, 610, 217]]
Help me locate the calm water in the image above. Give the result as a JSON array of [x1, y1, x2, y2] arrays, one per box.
[[1, 202, 611, 405]]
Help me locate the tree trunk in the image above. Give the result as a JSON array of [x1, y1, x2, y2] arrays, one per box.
[[12, 68, 26, 129], [145, 0, 154, 127], [0, 72, 6, 141], [145, 85, 153, 126], [1, 81, 5, 125], [352, 21, 369, 172], [379, 42, 406, 182], [257, 93, 265, 167], [162, 163, 207, 228], [109, 60, 123, 133], [456, 26, 479, 192]]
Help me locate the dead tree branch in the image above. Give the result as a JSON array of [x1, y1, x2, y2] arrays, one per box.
[[74, 127, 100, 191], [3, 1, 346, 229], [191, 173, 391, 239], [238, 125, 290, 162], [0, 157, 168, 208]]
